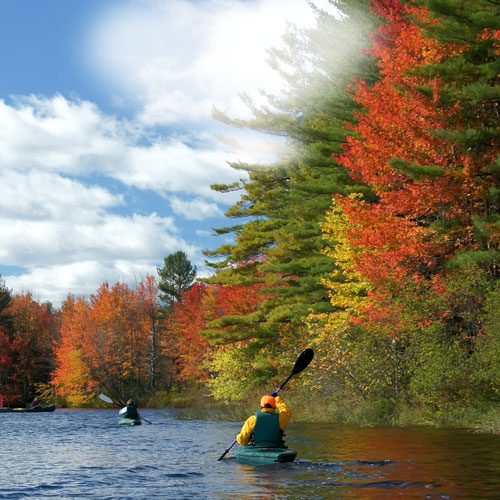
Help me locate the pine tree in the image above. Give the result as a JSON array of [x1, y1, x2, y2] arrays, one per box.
[[203, 0, 382, 392], [406, 0, 500, 274], [157, 251, 197, 309], [0, 276, 12, 331]]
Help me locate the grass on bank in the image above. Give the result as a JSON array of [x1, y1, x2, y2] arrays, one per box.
[[145, 387, 500, 434], [52, 386, 500, 434]]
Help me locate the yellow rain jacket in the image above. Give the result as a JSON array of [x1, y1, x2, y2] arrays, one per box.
[[236, 395, 291, 446]]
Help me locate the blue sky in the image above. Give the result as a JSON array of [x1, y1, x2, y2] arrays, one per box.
[[0, 0, 335, 306]]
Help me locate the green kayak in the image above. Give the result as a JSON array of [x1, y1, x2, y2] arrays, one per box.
[[234, 446, 297, 465], [0, 405, 56, 413], [119, 417, 142, 425]]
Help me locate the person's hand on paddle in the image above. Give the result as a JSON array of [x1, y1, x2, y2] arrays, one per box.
[[270, 391, 279, 397]]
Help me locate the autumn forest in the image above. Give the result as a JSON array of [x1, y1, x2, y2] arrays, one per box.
[[1, 0, 499, 426]]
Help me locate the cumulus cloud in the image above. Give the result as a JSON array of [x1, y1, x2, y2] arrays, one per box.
[[0, 210, 191, 267], [0, 170, 122, 221], [0, 95, 243, 200], [169, 195, 222, 220], [0, 96, 135, 173], [0, 209, 198, 306], [0, 0, 339, 305], [86, 0, 338, 126], [119, 140, 243, 199], [0, 95, 205, 304], [6, 260, 160, 306]]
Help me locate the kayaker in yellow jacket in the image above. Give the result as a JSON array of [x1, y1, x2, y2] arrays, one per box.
[[237, 394, 291, 447]]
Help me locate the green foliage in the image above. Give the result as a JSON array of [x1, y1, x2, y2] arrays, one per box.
[[407, 323, 475, 408], [350, 398, 396, 425], [448, 248, 500, 270], [205, 344, 277, 401], [0, 276, 13, 331], [315, 321, 410, 404], [202, 0, 379, 396], [144, 389, 207, 409], [409, 0, 500, 45], [389, 157, 444, 180], [397, 266, 498, 410], [157, 251, 197, 308], [470, 408, 500, 434], [473, 284, 500, 400]]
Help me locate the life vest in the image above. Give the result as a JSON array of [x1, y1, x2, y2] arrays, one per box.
[[249, 411, 285, 448], [125, 404, 139, 420]]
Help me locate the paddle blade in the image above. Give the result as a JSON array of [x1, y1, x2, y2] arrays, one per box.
[[291, 348, 314, 375], [99, 394, 113, 404]]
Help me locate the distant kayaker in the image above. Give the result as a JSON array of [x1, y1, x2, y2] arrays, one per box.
[[119, 399, 140, 420], [31, 397, 40, 408], [236, 394, 291, 447]]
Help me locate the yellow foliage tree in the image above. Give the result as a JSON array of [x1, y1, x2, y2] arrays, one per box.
[[305, 196, 373, 396], [52, 295, 96, 407]]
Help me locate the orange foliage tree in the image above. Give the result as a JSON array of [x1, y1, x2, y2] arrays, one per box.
[[319, 0, 500, 404], [0, 280, 14, 406], [336, 1, 457, 289], [169, 282, 210, 383], [53, 276, 161, 405], [338, 0, 500, 289], [52, 274, 268, 403], [167, 279, 269, 396], [52, 295, 95, 406], [6, 293, 57, 405], [0, 327, 14, 407]]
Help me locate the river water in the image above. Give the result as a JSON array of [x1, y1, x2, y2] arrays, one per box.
[[1, 409, 499, 499]]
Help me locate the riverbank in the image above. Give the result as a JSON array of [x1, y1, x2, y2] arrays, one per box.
[[140, 388, 500, 435], [54, 387, 500, 434]]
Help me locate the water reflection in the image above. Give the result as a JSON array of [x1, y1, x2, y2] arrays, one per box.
[[0, 410, 500, 499], [225, 423, 500, 499]]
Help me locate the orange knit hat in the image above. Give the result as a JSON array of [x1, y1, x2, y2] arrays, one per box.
[[260, 395, 276, 408]]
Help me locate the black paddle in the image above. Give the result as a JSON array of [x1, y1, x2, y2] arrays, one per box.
[[98, 394, 153, 425], [217, 348, 314, 461]]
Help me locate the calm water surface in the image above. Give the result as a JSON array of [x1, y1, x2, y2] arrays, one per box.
[[1, 409, 499, 499]]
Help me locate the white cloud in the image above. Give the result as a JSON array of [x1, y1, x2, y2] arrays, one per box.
[[5, 260, 158, 306], [196, 228, 213, 237], [0, 93, 230, 304], [0, 209, 199, 306], [169, 195, 222, 220], [0, 0, 341, 305], [0, 170, 122, 221], [0, 96, 136, 173], [0, 211, 191, 267], [0, 95, 243, 200], [119, 139, 242, 199], [87, 0, 338, 126]]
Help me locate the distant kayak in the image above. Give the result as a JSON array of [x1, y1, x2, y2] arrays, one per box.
[[234, 446, 297, 465], [0, 405, 56, 413], [119, 417, 142, 425]]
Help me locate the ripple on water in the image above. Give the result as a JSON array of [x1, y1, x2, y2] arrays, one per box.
[[1, 412, 500, 499]]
